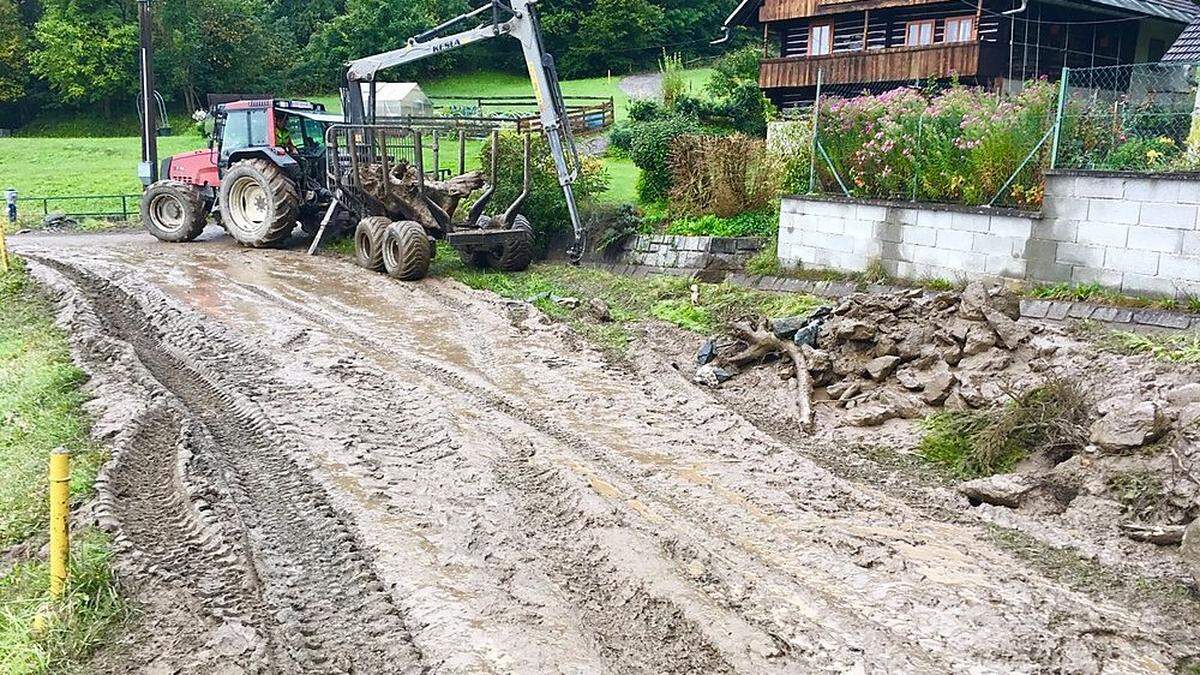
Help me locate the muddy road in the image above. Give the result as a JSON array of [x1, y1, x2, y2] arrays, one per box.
[[13, 229, 1199, 673]]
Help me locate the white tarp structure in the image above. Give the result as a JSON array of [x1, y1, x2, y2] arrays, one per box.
[[361, 82, 433, 117]]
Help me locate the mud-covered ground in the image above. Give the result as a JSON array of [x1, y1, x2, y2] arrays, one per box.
[[11, 227, 1200, 673]]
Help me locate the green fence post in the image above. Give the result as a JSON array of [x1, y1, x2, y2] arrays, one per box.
[[1050, 67, 1069, 170], [809, 68, 822, 194]]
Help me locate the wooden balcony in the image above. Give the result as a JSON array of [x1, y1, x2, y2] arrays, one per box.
[[759, 42, 983, 89]]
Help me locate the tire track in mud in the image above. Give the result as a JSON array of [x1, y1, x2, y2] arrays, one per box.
[[30, 256, 422, 673], [224, 279, 961, 671], [226, 272, 1199, 672]]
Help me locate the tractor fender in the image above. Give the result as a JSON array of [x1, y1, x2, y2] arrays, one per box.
[[226, 149, 302, 179]]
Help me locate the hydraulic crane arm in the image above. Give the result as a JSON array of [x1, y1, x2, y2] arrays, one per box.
[[344, 0, 586, 261]]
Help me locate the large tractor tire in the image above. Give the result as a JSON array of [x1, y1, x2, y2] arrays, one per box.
[[490, 215, 534, 272], [140, 180, 206, 242], [219, 159, 299, 248], [381, 220, 431, 281], [354, 216, 390, 271]]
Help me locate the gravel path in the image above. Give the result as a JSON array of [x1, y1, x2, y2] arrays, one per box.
[[619, 72, 662, 100], [13, 228, 1200, 673]]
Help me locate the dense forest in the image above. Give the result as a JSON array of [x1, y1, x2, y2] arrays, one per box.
[[0, 0, 737, 125]]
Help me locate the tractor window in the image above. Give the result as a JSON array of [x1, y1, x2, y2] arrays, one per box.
[[221, 109, 269, 153]]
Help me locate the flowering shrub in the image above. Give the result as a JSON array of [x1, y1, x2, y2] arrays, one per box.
[[1057, 94, 1200, 172], [812, 82, 1057, 208]]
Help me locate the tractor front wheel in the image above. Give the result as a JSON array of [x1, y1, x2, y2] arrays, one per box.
[[219, 159, 299, 248], [140, 180, 206, 242], [381, 221, 431, 281]]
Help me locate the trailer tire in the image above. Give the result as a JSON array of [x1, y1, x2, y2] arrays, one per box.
[[141, 180, 206, 242], [354, 216, 389, 271], [492, 214, 533, 272], [382, 220, 431, 281], [219, 158, 299, 248]]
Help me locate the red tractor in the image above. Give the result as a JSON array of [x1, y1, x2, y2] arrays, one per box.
[[140, 98, 339, 247]]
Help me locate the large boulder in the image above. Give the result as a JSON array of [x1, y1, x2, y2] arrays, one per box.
[[845, 403, 899, 427], [865, 355, 901, 381], [922, 368, 958, 406], [981, 306, 1030, 350], [958, 473, 1036, 508], [959, 280, 1021, 321], [1089, 400, 1169, 451]]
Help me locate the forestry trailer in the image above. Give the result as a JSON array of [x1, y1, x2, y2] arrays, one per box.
[[137, 0, 586, 280]]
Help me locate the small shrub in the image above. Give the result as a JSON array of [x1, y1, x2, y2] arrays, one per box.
[[628, 99, 667, 122], [1107, 470, 1166, 519], [668, 133, 781, 216], [590, 203, 643, 254], [660, 51, 686, 109], [628, 114, 700, 202], [918, 378, 1090, 478], [609, 121, 635, 154]]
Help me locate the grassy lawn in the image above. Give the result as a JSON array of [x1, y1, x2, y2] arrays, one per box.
[[3, 68, 690, 211], [0, 258, 125, 673]]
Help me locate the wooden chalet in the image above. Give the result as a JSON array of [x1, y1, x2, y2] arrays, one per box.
[[721, 0, 1199, 105]]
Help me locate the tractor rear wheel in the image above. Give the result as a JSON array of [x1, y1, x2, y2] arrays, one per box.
[[354, 216, 390, 271], [490, 214, 533, 272], [381, 220, 431, 281], [140, 180, 206, 242], [219, 159, 299, 248]]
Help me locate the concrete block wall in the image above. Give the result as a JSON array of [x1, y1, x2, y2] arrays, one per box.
[[778, 198, 1037, 282], [778, 172, 1200, 298], [618, 234, 764, 269], [1030, 173, 1200, 298]]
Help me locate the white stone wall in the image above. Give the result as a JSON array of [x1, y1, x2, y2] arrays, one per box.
[[778, 173, 1200, 298], [618, 234, 763, 268], [778, 198, 1035, 282], [1034, 174, 1200, 298]]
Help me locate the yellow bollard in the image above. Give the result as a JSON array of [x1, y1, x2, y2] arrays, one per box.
[[48, 448, 70, 599], [0, 224, 9, 274]]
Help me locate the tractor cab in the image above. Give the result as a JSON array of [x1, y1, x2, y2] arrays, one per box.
[[141, 97, 342, 247]]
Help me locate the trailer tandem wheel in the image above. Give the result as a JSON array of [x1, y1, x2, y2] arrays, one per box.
[[382, 220, 431, 281], [354, 216, 390, 271]]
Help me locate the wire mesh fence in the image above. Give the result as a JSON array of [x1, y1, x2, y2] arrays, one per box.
[[1053, 62, 1200, 172], [775, 62, 1200, 210]]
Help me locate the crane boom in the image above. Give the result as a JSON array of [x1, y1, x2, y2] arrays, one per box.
[[344, 0, 586, 261]]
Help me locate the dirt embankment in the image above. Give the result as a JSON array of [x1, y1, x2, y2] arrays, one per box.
[[13, 231, 1200, 673]]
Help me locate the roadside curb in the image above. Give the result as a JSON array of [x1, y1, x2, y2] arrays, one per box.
[[584, 261, 1200, 332]]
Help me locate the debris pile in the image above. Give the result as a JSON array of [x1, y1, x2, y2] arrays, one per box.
[[697, 280, 1042, 429]]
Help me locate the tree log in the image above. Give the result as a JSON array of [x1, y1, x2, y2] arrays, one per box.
[[719, 319, 815, 432], [357, 162, 486, 231]]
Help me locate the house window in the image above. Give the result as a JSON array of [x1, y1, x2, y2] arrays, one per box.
[[809, 23, 832, 56], [943, 16, 975, 43], [905, 20, 935, 47]]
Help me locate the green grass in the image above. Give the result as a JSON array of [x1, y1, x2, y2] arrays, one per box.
[[0, 136, 204, 201], [0, 258, 125, 673], [1098, 330, 1200, 363], [427, 243, 822, 354], [1027, 281, 1193, 312], [598, 156, 638, 205]]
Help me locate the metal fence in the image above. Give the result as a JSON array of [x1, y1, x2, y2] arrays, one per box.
[[789, 61, 1200, 210], [1052, 62, 1200, 172], [15, 194, 141, 221]]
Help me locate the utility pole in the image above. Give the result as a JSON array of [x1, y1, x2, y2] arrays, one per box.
[[137, 0, 158, 185]]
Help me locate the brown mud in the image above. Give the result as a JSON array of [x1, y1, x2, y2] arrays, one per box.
[[12, 228, 1200, 673]]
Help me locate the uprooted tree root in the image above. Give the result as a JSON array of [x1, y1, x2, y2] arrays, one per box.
[[718, 318, 815, 432]]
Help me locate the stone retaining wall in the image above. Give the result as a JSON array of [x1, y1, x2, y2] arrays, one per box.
[[777, 171, 1200, 300], [588, 261, 1200, 331], [617, 234, 764, 269]]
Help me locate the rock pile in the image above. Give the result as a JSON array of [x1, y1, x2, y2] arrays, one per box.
[[801, 281, 1033, 427]]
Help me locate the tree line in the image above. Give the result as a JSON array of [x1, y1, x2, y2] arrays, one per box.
[[0, 0, 736, 127]]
